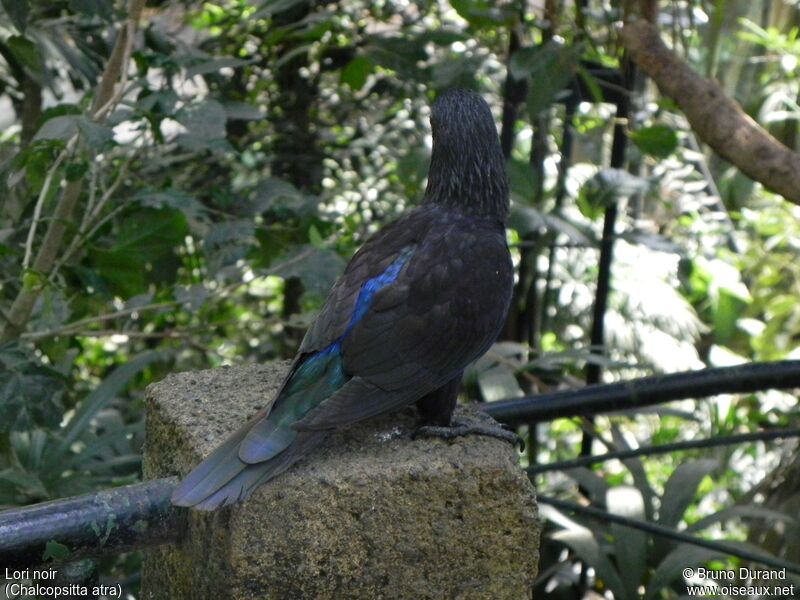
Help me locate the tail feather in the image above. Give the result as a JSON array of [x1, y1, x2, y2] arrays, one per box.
[[171, 426, 249, 507], [171, 429, 328, 510]]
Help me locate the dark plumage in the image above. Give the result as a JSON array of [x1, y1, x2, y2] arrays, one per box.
[[171, 88, 514, 510]]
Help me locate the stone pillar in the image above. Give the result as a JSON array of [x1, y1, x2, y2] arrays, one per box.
[[141, 363, 540, 599]]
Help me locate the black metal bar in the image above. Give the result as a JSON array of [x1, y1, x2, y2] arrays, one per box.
[[582, 55, 633, 461], [484, 360, 800, 426], [529, 427, 800, 474], [538, 494, 800, 576], [0, 477, 182, 569]]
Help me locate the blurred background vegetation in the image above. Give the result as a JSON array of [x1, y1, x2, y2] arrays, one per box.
[[1, 0, 800, 597]]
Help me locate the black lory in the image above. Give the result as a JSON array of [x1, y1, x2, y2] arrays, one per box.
[[172, 88, 514, 510]]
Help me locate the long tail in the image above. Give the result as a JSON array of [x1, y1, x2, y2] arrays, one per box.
[[171, 427, 327, 510]]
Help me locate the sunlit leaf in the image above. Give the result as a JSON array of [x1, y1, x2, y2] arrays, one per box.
[[658, 459, 718, 528], [34, 116, 80, 142], [551, 527, 629, 600], [630, 125, 679, 158], [6, 34, 43, 75], [608, 486, 647, 599], [478, 365, 523, 402]]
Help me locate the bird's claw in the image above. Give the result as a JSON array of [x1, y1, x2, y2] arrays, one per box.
[[413, 418, 523, 449]]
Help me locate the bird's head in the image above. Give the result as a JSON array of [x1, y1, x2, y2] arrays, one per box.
[[430, 88, 499, 151], [425, 89, 508, 221]]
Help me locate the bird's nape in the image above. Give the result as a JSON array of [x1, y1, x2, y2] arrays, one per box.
[[424, 89, 509, 220]]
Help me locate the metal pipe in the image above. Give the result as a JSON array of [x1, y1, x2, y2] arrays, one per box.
[[528, 427, 800, 474], [484, 360, 800, 426], [0, 477, 182, 569]]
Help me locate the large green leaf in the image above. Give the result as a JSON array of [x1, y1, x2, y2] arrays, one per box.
[[431, 56, 483, 90], [654, 459, 718, 561], [176, 100, 229, 151], [450, 0, 515, 28], [89, 208, 188, 296], [610, 424, 656, 521], [630, 125, 679, 158], [253, 177, 317, 216], [505, 158, 539, 206], [34, 115, 81, 142], [607, 486, 647, 600], [364, 35, 425, 77], [658, 459, 718, 529], [686, 504, 798, 533], [203, 220, 257, 274], [6, 34, 44, 76], [253, 0, 308, 18], [341, 55, 373, 90], [133, 189, 208, 222], [521, 41, 583, 117], [222, 101, 263, 121], [69, 0, 114, 21], [563, 467, 610, 505], [0, 344, 66, 433], [714, 288, 747, 345]]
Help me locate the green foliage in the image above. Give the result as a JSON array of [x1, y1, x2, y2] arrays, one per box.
[[630, 125, 680, 158]]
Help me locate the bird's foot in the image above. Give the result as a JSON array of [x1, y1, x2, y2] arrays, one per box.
[[413, 417, 522, 448]]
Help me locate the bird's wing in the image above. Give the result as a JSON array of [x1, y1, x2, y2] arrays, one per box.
[[296, 210, 427, 355], [172, 213, 429, 508], [294, 217, 513, 430], [231, 209, 433, 463]]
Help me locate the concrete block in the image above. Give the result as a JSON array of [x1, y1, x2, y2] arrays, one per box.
[[141, 363, 539, 599]]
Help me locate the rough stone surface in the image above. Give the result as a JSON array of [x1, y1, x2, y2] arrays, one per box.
[[142, 363, 540, 599]]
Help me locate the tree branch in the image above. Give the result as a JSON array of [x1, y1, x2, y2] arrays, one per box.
[[620, 20, 800, 205], [1, 0, 147, 343]]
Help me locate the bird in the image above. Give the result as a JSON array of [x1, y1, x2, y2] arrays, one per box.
[[171, 88, 515, 510]]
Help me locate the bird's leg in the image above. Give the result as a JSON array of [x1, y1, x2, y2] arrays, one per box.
[[412, 376, 521, 447]]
